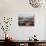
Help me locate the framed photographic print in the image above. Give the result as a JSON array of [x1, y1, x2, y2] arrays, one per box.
[[18, 16, 34, 26]]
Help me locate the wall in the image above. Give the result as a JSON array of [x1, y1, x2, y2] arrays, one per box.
[[0, 0, 46, 40]]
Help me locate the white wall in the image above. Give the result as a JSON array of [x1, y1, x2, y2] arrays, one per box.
[[0, 0, 46, 40]]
